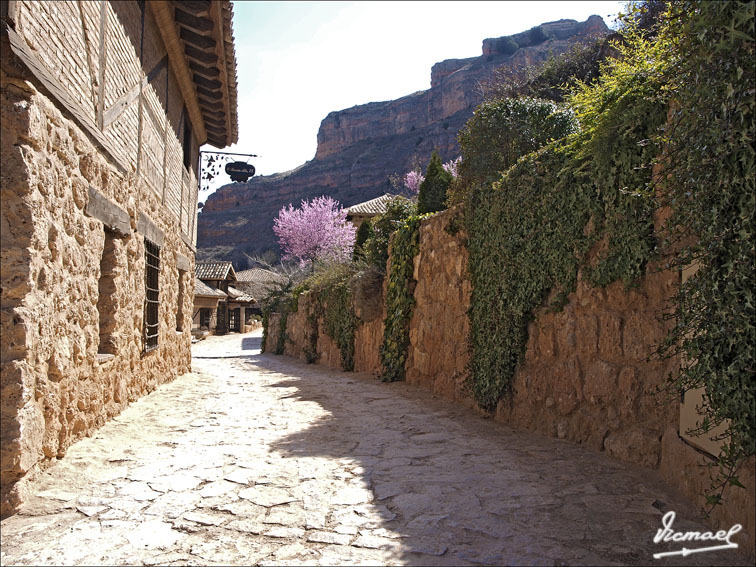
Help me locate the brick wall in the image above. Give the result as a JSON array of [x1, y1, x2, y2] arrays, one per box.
[[11, 0, 199, 246]]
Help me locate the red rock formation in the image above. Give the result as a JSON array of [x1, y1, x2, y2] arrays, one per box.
[[198, 17, 608, 267]]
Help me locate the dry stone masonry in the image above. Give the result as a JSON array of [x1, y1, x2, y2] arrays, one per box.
[[1, 0, 239, 516], [267, 208, 755, 558]]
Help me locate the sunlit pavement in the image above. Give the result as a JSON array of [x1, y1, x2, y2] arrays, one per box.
[[0, 329, 749, 566]]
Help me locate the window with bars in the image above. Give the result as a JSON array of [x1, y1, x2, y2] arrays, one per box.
[[144, 238, 160, 352], [199, 308, 211, 329]]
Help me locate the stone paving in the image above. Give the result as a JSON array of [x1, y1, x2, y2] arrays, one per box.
[[1, 330, 750, 566]]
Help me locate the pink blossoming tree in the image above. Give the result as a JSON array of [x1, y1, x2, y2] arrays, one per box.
[[403, 170, 425, 194], [273, 196, 356, 266], [442, 156, 461, 178]]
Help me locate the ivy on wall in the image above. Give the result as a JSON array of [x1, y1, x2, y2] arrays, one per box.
[[465, 23, 667, 410], [655, 0, 755, 504], [262, 264, 359, 372], [317, 276, 358, 371], [261, 282, 298, 355], [380, 216, 422, 382]]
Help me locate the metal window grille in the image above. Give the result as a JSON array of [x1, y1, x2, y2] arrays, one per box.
[[144, 238, 160, 352], [200, 308, 211, 328]]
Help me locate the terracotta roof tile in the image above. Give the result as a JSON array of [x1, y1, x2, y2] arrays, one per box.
[[235, 268, 287, 284], [227, 286, 255, 303], [346, 194, 398, 216], [194, 277, 227, 298], [196, 261, 236, 281]]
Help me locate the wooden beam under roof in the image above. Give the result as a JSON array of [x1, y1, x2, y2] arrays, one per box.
[[193, 75, 222, 90], [174, 7, 214, 33], [149, 0, 208, 144], [185, 44, 218, 65], [189, 61, 220, 78], [178, 0, 211, 17], [213, 0, 234, 144], [180, 26, 216, 51]]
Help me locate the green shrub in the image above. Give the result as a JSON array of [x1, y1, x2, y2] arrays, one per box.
[[495, 36, 519, 56], [417, 151, 452, 215], [527, 25, 548, 45], [450, 98, 578, 206], [364, 196, 417, 271], [353, 220, 373, 260]]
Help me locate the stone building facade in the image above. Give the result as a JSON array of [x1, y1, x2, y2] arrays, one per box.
[[0, 0, 238, 516]]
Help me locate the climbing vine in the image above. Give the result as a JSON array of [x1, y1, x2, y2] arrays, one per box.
[[316, 274, 359, 371], [465, 22, 667, 410], [654, 0, 755, 506], [380, 216, 422, 382], [261, 281, 298, 355]]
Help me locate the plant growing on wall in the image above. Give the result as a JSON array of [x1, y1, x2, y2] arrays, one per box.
[[654, 0, 755, 507], [363, 196, 417, 272], [380, 216, 422, 381], [417, 151, 453, 215], [453, 97, 579, 206], [273, 196, 356, 267], [465, 20, 667, 410], [352, 220, 373, 260]]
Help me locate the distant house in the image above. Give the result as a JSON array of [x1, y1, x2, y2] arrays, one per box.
[[193, 261, 260, 334], [194, 261, 235, 334], [235, 267, 288, 313], [193, 278, 228, 333], [226, 286, 258, 332], [345, 194, 398, 228], [0, 1, 239, 515]]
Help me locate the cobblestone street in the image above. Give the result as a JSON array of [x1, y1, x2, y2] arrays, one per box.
[[0, 330, 749, 566]]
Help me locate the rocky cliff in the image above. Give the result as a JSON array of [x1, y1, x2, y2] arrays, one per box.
[[197, 16, 608, 267]]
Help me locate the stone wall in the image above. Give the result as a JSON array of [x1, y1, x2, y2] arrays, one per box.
[[267, 207, 754, 557], [1, 59, 193, 517], [405, 208, 473, 407]]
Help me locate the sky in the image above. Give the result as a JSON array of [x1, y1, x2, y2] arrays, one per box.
[[199, 0, 626, 200]]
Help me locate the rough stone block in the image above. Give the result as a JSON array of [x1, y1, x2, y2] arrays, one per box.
[[85, 187, 130, 237], [598, 313, 622, 360], [583, 360, 617, 405], [603, 428, 661, 468], [176, 253, 190, 273], [576, 314, 598, 355]]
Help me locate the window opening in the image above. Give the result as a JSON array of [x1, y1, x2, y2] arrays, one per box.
[[144, 238, 160, 351], [97, 230, 117, 355], [200, 308, 211, 329], [176, 269, 186, 331], [182, 111, 193, 171]]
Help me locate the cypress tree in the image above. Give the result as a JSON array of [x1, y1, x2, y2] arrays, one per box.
[[417, 151, 452, 214], [353, 219, 373, 259]]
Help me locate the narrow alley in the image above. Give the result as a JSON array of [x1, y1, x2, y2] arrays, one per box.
[[0, 331, 748, 566]]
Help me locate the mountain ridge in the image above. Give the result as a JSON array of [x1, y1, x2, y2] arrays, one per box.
[[198, 16, 609, 267]]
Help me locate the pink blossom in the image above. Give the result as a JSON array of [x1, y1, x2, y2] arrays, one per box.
[[403, 170, 425, 194], [442, 156, 461, 178], [273, 196, 356, 266]]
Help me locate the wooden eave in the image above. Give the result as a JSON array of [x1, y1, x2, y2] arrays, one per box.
[[150, 0, 239, 149]]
